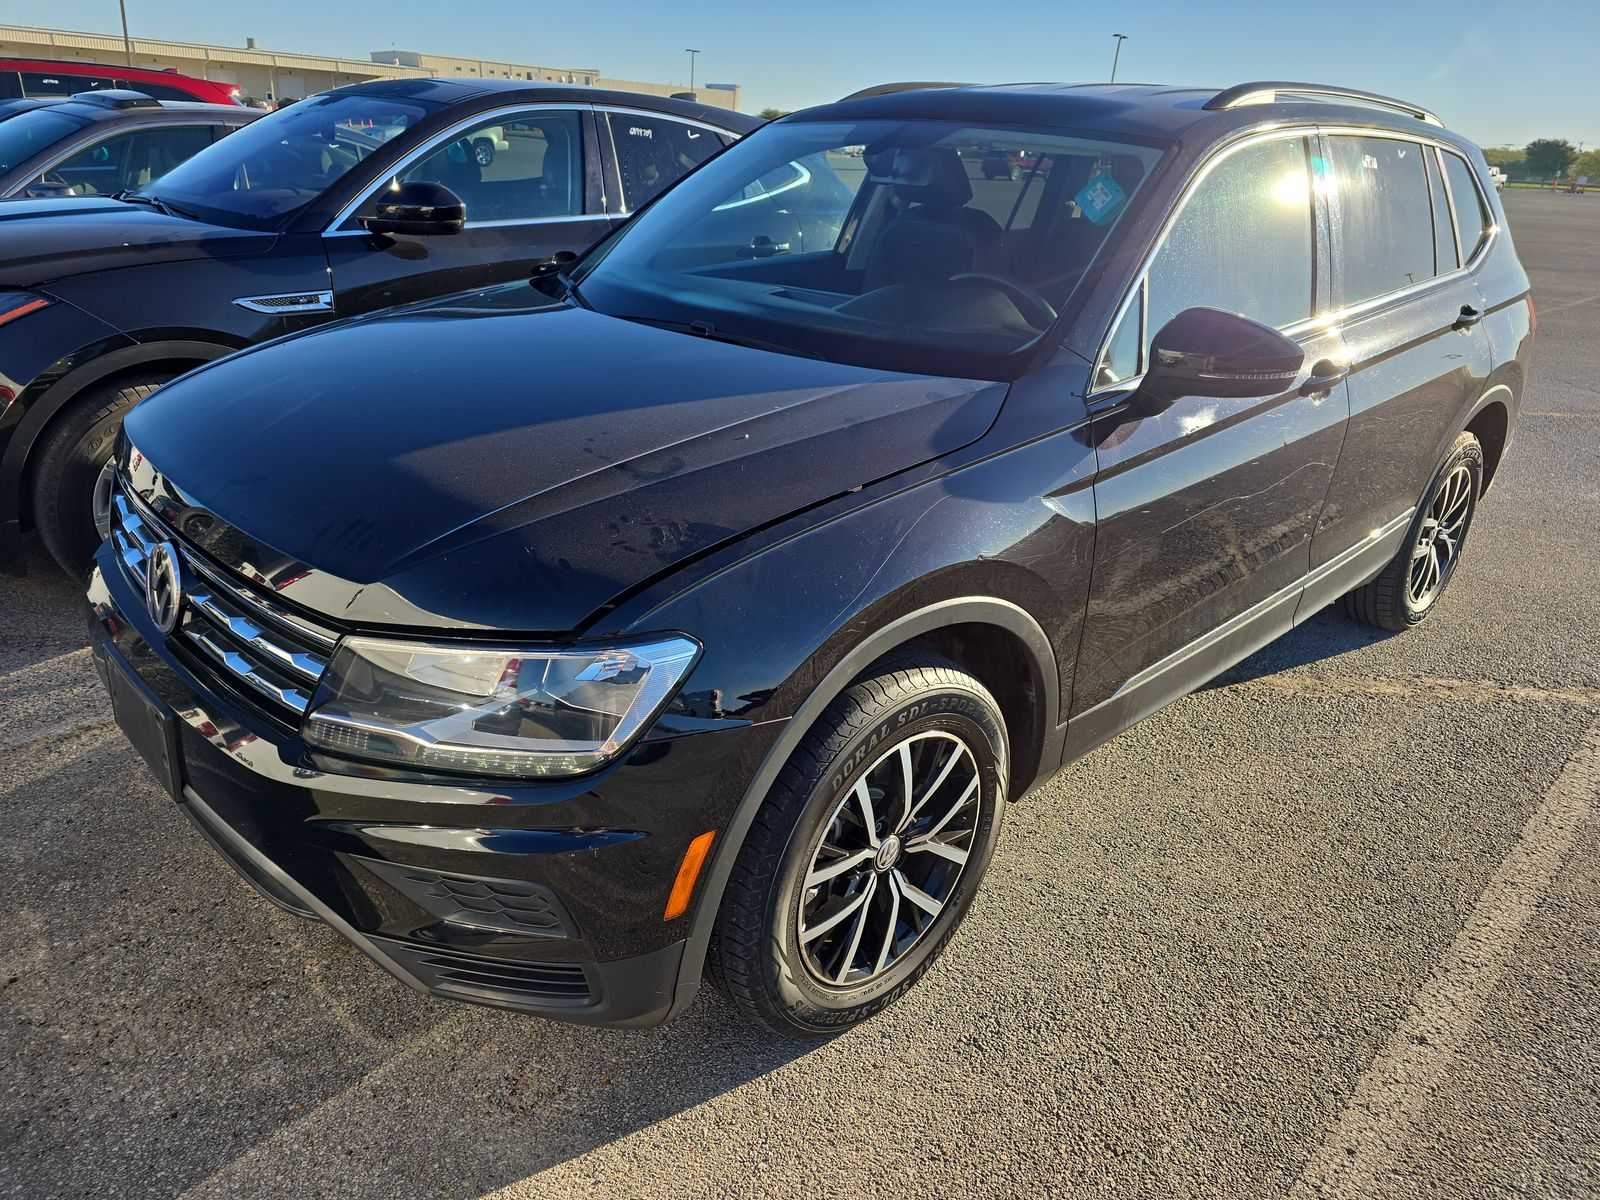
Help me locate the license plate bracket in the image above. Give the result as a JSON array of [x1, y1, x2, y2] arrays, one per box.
[[104, 646, 183, 801]]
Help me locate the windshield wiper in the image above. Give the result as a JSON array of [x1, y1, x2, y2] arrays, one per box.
[[614, 315, 824, 361], [113, 191, 203, 221]]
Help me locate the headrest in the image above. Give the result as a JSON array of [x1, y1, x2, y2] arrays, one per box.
[[866, 146, 973, 207]]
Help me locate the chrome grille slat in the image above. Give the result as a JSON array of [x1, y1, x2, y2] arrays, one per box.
[[186, 587, 328, 683], [110, 488, 332, 722]]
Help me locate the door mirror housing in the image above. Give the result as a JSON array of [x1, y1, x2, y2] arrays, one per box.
[[359, 181, 465, 237], [1133, 307, 1305, 413]]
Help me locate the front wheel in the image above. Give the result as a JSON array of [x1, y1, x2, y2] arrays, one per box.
[[473, 138, 496, 167], [707, 651, 1008, 1036], [1342, 430, 1483, 631], [31, 374, 171, 575]]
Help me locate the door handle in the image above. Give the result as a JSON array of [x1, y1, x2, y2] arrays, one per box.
[[1452, 305, 1484, 330], [1299, 361, 1350, 396]]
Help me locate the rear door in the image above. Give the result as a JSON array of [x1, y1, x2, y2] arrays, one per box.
[[323, 104, 610, 317], [1305, 133, 1494, 577], [1069, 131, 1349, 738]]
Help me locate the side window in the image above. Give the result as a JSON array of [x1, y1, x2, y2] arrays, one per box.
[[397, 109, 584, 222], [1425, 149, 1458, 274], [45, 126, 214, 195], [44, 129, 137, 196], [607, 114, 722, 211], [1440, 150, 1492, 263], [1097, 137, 1313, 389], [21, 71, 114, 98], [1328, 136, 1435, 304], [1148, 137, 1315, 340]]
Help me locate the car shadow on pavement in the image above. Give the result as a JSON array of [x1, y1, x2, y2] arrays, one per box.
[[0, 544, 91, 675], [0, 724, 821, 1200], [1199, 605, 1396, 691]]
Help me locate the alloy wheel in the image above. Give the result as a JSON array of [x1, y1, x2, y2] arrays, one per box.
[[1408, 462, 1474, 608], [91, 459, 117, 542], [797, 731, 982, 987]]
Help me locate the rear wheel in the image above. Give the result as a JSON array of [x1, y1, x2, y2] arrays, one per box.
[[473, 138, 496, 167], [31, 375, 170, 576], [1342, 430, 1483, 631], [707, 651, 1008, 1036]]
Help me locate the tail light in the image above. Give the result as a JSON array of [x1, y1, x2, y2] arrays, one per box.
[[1527, 294, 1537, 337]]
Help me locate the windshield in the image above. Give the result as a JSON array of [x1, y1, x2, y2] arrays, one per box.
[[571, 118, 1163, 379], [0, 109, 90, 173], [134, 91, 439, 229]]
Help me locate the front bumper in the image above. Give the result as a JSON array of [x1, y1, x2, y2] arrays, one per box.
[[86, 543, 779, 1027]]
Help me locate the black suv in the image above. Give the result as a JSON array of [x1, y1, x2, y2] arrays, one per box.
[[88, 81, 1531, 1035], [0, 77, 756, 571], [0, 91, 258, 201]]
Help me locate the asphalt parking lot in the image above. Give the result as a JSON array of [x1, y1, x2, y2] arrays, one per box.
[[3, 188, 1598, 1199]]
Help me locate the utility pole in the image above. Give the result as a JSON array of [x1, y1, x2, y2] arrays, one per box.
[[685, 48, 700, 92], [1110, 33, 1128, 83], [118, 0, 134, 67]]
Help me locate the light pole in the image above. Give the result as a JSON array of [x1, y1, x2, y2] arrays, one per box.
[[685, 48, 700, 93], [1110, 33, 1128, 83], [118, 0, 134, 67]]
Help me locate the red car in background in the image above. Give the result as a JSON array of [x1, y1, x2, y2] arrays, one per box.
[[0, 58, 241, 106]]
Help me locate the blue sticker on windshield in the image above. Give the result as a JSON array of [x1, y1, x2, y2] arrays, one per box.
[[1075, 173, 1127, 225]]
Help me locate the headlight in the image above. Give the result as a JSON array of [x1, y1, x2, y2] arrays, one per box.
[[0, 291, 54, 329], [302, 634, 699, 778]]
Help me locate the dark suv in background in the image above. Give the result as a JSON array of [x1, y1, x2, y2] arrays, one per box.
[[0, 90, 258, 200], [88, 80, 1530, 1035], [0, 77, 757, 572]]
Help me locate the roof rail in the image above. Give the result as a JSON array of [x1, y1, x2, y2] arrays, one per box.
[[1205, 81, 1442, 127], [838, 81, 971, 102]]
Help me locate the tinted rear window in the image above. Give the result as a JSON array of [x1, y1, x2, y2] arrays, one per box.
[[1328, 135, 1436, 305]]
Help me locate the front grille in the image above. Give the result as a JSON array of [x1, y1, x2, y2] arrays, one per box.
[[110, 488, 337, 721]]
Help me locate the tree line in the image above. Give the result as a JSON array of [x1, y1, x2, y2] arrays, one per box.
[[1485, 139, 1598, 182]]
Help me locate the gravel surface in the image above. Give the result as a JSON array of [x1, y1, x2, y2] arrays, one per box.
[[2, 188, 1597, 1200]]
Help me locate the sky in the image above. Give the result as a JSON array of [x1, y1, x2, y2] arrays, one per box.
[[15, 0, 1600, 148]]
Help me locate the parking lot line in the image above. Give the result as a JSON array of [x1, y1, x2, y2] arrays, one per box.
[[1290, 719, 1600, 1198]]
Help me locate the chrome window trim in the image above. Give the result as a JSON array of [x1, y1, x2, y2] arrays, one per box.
[[0, 120, 230, 199], [1087, 122, 1499, 404], [594, 105, 738, 218], [324, 101, 591, 233]]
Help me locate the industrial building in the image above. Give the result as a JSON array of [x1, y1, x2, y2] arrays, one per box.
[[0, 23, 740, 110]]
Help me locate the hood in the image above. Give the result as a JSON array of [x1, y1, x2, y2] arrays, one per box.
[[0, 197, 274, 287], [122, 290, 1006, 633]]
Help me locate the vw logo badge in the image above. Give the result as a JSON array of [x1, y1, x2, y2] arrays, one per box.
[[145, 541, 183, 634]]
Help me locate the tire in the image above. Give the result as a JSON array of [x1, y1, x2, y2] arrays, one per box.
[[707, 650, 1008, 1036], [1342, 430, 1484, 632], [473, 138, 495, 167], [30, 374, 169, 576]]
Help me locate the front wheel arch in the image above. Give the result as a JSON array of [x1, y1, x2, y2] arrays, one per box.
[[3, 341, 234, 532], [665, 595, 1060, 1022]]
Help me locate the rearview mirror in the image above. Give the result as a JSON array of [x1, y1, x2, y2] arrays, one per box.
[[359, 180, 465, 237], [1133, 307, 1304, 414]]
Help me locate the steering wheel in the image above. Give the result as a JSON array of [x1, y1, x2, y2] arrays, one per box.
[[948, 272, 1058, 329]]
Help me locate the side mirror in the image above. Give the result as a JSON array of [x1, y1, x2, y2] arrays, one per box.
[[359, 181, 465, 237], [1133, 307, 1304, 414]]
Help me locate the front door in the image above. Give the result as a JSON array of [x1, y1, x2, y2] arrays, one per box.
[[1068, 131, 1349, 746], [323, 106, 609, 318]]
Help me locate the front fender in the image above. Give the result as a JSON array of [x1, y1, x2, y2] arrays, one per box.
[[613, 420, 1100, 1020]]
